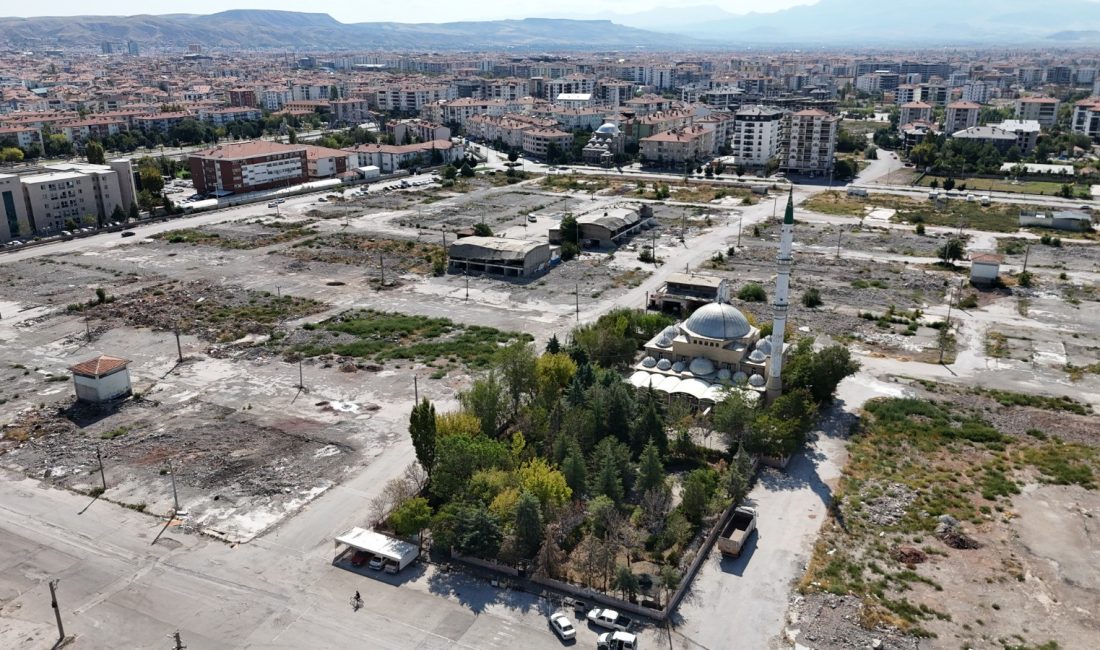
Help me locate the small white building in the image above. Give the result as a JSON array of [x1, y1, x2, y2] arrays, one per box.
[[970, 253, 1002, 285], [69, 355, 132, 403]]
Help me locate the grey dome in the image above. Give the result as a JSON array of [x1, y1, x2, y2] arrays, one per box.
[[717, 368, 732, 381], [642, 356, 657, 368], [671, 361, 686, 373], [683, 303, 752, 340], [755, 336, 773, 355], [748, 374, 766, 387], [733, 371, 748, 384], [748, 349, 767, 363], [595, 122, 620, 136], [656, 358, 672, 371], [655, 334, 673, 348], [688, 357, 715, 376]]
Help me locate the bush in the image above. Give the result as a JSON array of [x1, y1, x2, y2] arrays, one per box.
[[801, 288, 823, 308], [1017, 271, 1033, 288], [473, 223, 492, 237], [738, 283, 767, 302], [560, 241, 580, 261], [915, 223, 925, 236]]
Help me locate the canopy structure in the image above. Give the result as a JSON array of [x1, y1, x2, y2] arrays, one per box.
[[335, 527, 418, 569]]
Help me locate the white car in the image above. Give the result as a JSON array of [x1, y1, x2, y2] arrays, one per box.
[[597, 630, 638, 650], [368, 556, 384, 570], [587, 607, 632, 631], [549, 611, 576, 640]]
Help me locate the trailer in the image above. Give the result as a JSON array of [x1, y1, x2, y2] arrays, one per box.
[[717, 507, 757, 558]]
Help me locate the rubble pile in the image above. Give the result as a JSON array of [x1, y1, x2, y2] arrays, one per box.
[[857, 482, 918, 527], [934, 515, 981, 550], [785, 593, 923, 650]]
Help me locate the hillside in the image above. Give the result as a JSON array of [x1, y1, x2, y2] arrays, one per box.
[[0, 10, 698, 50]]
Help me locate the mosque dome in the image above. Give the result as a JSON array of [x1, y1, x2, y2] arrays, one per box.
[[717, 368, 732, 381], [656, 358, 672, 371], [642, 356, 657, 368], [655, 334, 673, 348], [595, 122, 620, 136], [748, 374, 766, 387], [748, 349, 767, 363], [671, 361, 686, 373], [755, 336, 773, 355], [683, 303, 752, 340], [688, 357, 715, 376], [733, 371, 748, 384]]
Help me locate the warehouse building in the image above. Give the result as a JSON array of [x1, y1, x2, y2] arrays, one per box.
[[448, 236, 551, 277], [550, 204, 655, 248]]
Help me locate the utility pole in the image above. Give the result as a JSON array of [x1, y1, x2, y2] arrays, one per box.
[[297, 360, 304, 391], [379, 252, 385, 285], [172, 630, 186, 650], [83, 305, 90, 341], [276, 285, 281, 299], [836, 227, 843, 258], [1022, 243, 1030, 273], [96, 445, 106, 492], [48, 579, 65, 642], [737, 217, 743, 247], [773, 196, 778, 220], [680, 209, 685, 242], [939, 281, 957, 365], [166, 460, 179, 513], [174, 326, 183, 363], [575, 283, 579, 321], [464, 270, 469, 301], [414, 376, 419, 404]]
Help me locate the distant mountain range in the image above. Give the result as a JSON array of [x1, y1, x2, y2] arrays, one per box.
[[0, 10, 700, 51], [590, 0, 1100, 45]]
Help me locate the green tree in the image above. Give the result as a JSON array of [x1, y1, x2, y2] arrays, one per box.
[[460, 371, 508, 437], [430, 433, 511, 500], [681, 468, 718, 525], [472, 222, 493, 237], [632, 395, 666, 455], [712, 388, 756, 447], [561, 446, 588, 499], [636, 441, 665, 493], [592, 454, 624, 503], [435, 410, 482, 438], [738, 283, 767, 302], [513, 491, 543, 557], [517, 458, 572, 511], [908, 142, 937, 168], [832, 159, 856, 181], [587, 495, 619, 538], [138, 165, 164, 195], [85, 140, 105, 165], [496, 341, 537, 415], [1, 147, 24, 164], [726, 446, 752, 503], [507, 150, 519, 164], [546, 334, 561, 354], [535, 352, 576, 400], [110, 204, 126, 223], [443, 165, 458, 180], [1017, 270, 1033, 288], [937, 238, 965, 265], [614, 565, 640, 600], [287, 127, 298, 144], [128, 202, 139, 221], [409, 398, 437, 477], [559, 214, 579, 245], [460, 162, 475, 178], [783, 338, 860, 405], [389, 497, 432, 548], [452, 504, 503, 559]]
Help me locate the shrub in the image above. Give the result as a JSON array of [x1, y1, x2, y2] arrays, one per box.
[[801, 288, 823, 308], [738, 283, 767, 302]]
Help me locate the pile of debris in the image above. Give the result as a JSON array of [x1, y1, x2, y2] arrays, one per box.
[[935, 515, 981, 550], [856, 482, 918, 527], [785, 593, 923, 650]]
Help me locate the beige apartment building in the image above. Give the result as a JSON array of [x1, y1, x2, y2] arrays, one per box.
[[0, 160, 135, 242], [0, 173, 33, 242], [639, 126, 715, 165], [944, 101, 981, 134], [1015, 97, 1059, 128], [780, 109, 838, 176]]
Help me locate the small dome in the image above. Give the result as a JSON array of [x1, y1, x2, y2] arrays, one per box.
[[688, 357, 715, 376], [748, 350, 767, 363], [748, 374, 766, 387], [733, 371, 748, 384], [662, 325, 680, 338], [755, 336, 773, 355], [655, 334, 673, 348], [683, 303, 752, 341], [656, 358, 672, 371], [671, 361, 685, 373], [717, 368, 732, 381], [642, 356, 657, 368]]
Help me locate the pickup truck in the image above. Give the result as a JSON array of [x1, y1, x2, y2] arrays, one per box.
[[598, 631, 639, 650], [586, 608, 632, 631], [717, 506, 757, 558]]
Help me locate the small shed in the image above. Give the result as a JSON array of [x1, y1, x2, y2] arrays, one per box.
[[334, 527, 419, 572], [970, 253, 1002, 285], [69, 355, 132, 403]]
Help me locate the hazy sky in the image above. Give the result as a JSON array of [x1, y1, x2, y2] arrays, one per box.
[[0, 0, 817, 23]]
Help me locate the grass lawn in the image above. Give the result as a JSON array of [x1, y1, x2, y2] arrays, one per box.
[[916, 174, 1083, 198], [802, 190, 1041, 233]]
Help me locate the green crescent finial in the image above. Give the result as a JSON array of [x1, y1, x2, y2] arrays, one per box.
[[784, 187, 794, 225]]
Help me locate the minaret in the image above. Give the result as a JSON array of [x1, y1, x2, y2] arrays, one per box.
[[766, 189, 795, 400]]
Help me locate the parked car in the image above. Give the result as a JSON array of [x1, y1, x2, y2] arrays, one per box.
[[268, 202, 278, 208], [597, 631, 639, 650], [121, 231, 136, 237], [368, 556, 385, 570], [351, 550, 368, 567], [549, 612, 576, 641], [527, 214, 537, 222], [586, 608, 631, 631]]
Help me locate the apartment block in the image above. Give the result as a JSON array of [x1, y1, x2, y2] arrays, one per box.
[[780, 109, 838, 176], [944, 101, 981, 133], [732, 105, 785, 168], [639, 126, 715, 165], [899, 101, 933, 129], [1014, 97, 1059, 128], [0, 173, 32, 242], [188, 141, 308, 196]]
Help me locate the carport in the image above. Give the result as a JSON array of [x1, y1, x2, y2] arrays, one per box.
[[334, 527, 419, 573]]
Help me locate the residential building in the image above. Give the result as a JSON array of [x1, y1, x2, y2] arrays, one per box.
[[898, 102, 933, 130], [344, 139, 463, 173], [0, 173, 33, 243], [15, 163, 128, 235], [0, 126, 43, 151], [1073, 98, 1100, 140], [732, 105, 785, 168], [640, 126, 715, 166], [944, 101, 980, 134], [227, 88, 257, 108], [188, 141, 308, 196], [1014, 97, 1059, 128], [993, 120, 1042, 154], [301, 145, 356, 179], [961, 81, 993, 104], [521, 127, 573, 159], [390, 119, 450, 144], [330, 98, 372, 126], [894, 84, 920, 105], [198, 107, 261, 127], [855, 71, 900, 93], [780, 109, 838, 176], [949, 125, 1019, 153]]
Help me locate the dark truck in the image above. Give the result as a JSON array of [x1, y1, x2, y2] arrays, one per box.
[[717, 506, 757, 558]]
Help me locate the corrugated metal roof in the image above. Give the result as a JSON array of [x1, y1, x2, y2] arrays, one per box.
[[448, 236, 544, 262]]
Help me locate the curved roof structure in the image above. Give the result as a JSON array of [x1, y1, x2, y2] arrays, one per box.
[[595, 122, 620, 135], [688, 356, 716, 376], [682, 303, 752, 341]]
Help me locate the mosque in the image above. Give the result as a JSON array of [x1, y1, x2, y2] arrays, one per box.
[[629, 190, 796, 407]]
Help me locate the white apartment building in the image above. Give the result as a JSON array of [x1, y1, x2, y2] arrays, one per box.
[[898, 102, 933, 129], [1014, 97, 1059, 128], [961, 81, 993, 104], [993, 120, 1041, 154], [732, 105, 785, 168], [894, 85, 920, 105], [374, 85, 455, 113], [1072, 98, 1100, 140], [944, 101, 981, 134], [780, 109, 838, 176]]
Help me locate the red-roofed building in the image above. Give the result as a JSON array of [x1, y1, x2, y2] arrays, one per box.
[[69, 355, 132, 403], [188, 141, 308, 195]]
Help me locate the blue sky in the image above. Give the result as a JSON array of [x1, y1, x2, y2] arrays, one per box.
[[1, 1, 816, 23]]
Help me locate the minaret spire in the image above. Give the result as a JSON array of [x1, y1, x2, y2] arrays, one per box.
[[766, 188, 795, 400]]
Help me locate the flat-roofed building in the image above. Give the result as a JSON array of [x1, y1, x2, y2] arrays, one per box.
[[447, 236, 551, 277], [649, 272, 730, 313], [188, 141, 308, 196], [781, 109, 838, 176], [0, 173, 32, 242], [732, 106, 785, 168]]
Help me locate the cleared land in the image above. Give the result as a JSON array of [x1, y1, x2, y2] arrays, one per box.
[[802, 190, 1049, 232]]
